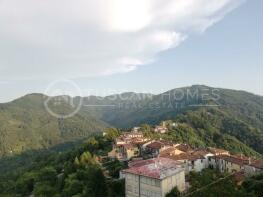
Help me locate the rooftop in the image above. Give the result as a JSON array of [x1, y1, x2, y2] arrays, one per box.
[[165, 152, 205, 161], [213, 155, 249, 166], [248, 160, 263, 169], [208, 147, 229, 155], [122, 157, 184, 179], [175, 144, 192, 152], [146, 140, 173, 150]]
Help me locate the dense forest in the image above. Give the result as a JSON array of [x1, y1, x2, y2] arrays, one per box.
[[0, 134, 126, 197], [0, 133, 262, 197]]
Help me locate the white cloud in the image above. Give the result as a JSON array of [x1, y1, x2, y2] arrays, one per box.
[[0, 0, 244, 80]]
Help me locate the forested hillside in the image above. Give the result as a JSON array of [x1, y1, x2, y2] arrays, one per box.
[[0, 94, 108, 157], [1, 85, 263, 157], [0, 135, 262, 197], [150, 109, 263, 157]]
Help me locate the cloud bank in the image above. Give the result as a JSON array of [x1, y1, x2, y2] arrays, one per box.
[[0, 0, 244, 80]]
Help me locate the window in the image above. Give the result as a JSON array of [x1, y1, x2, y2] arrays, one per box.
[[141, 177, 146, 184], [155, 191, 162, 197], [134, 187, 139, 194], [147, 178, 152, 185], [127, 185, 133, 192], [141, 189, 146, 196], [155, 180, 161, 187]]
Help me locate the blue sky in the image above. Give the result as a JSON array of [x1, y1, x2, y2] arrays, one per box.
[[77, 0, 263, 96], [0, 0, 262, 102]]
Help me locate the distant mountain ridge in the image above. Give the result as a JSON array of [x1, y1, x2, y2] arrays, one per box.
[[0, 85, 263, 157]]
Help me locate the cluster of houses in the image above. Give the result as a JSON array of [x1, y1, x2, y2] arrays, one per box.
[[107, 126, 263, 197]]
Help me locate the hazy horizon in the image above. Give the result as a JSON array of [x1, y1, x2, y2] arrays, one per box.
[[2, 84, 263, 104]]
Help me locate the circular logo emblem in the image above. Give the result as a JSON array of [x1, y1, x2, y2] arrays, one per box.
[[44, 79, 83, 118]]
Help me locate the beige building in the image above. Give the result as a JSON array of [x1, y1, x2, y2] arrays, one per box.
[[122, 157, 185, 197], [244, 160, 263, 176], [209, 155, 249, 173], [161, 149, 213, 173], [108, 143, 140, 161]]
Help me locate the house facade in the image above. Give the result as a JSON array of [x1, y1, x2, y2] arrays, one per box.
[[122, 158, 185, 197], [209, 155, 249, 173], [244, 160, 263, 176]]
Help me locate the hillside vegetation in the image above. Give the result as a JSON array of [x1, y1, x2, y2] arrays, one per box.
[[0, 85, 263, 157], [0, 94, 108, 157]]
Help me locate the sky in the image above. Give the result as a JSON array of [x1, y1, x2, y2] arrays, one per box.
[[0, 0, 262, 102]]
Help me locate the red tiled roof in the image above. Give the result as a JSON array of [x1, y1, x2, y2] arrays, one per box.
[[192, 149, 210, 157], [176, 144, 192, 152], [208, 147, 229, 155], [123, 143, 137, 150], [146, 141, 164, 149], [160, 147, 178, 156], [122, 157, 183, 179], [249, 160, 263, 169], [164, 152, 205, 161], [214, 155, 249, 166], [146, 141, 174, 150]]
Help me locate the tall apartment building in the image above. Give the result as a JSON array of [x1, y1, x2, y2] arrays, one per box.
[[122, 157, 185, 197]]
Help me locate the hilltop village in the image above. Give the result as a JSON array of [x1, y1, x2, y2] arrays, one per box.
[[106, 123, 263, 197]]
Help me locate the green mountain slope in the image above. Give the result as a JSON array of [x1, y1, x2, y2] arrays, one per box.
[[1, 85, 263, 157], [0, 94, 108, 157], [82, 85, 263, 155], [161, 108, 263, 157]]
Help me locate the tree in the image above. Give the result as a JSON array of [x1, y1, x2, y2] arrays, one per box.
[[33, 182, 58, 197], [74, 167, 108, 197], [74, 157, 80, 166], [108, 179, 125, 197], [15, 172, 36, 196], [63, 177, 83, 197], [36, 166, 57, 185], [242, 173, 263, 197], [85, 137, 99, 152], [166, 187, 181, 197], [106, 159, 126, 178], [104, 128, 120, 141], [141, 124, 152, 137], [79, 151, 98, 168]]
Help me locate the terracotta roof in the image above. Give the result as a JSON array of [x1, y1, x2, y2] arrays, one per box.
[[165, 153, 190, 161], [123, 143, 137, 149], [159, 147, 178, 156], [249, 160, 263, 169], [208, 147, 229, 155], [122, 157, 184, 179], [192, 149, 210, 157], [164, 152, 205, 161], [214, 155, 249, 166], [175, 144, 192, 152], [146, 141, 165, 149]]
